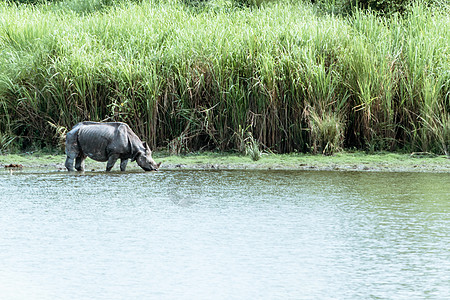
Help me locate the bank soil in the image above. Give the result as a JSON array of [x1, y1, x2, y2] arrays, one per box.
[[1, 152, 449, 173]]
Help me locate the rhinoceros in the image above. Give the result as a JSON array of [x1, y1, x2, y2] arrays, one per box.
[[65, 121, 161, 172]]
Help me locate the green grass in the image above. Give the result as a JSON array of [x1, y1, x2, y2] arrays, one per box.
[[1, 151, 449, 173], [0, 0, 448, 155]]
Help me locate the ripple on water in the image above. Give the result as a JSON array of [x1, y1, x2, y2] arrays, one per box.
[[0, 170, 449, 299]]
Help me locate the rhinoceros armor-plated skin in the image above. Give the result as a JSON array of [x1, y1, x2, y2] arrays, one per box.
[[65, 121, 161, 172]]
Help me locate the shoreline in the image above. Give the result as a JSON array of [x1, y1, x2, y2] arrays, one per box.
[[1, 151, 449, 173]]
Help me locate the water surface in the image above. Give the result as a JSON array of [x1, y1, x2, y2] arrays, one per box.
[[1, 169, 449, 299]]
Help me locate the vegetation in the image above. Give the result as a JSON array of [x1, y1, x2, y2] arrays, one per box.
[[1, 150, 449, 173], [0, 0, 449, 156]]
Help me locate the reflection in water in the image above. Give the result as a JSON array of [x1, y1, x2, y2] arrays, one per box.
[[0, 169, 449, 299]]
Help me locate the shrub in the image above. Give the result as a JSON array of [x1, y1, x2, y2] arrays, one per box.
[[315, 0, 414, 15], [347, 0, 411, 14], [306, 106, 346, 155]]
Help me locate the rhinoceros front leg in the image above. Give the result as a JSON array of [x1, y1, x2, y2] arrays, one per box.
[[106, 154, 119, 172], [120, 159, 128, 172]]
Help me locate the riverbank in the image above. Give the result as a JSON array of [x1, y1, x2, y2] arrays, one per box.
[[1, 151, 449, 173]]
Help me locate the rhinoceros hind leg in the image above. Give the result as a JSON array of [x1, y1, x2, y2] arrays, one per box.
[[65, 156, 75, 172], [75, 155, 86, 172]]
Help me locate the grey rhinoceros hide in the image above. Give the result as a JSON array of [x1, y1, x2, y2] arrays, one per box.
[[65, 121, 161, 172]]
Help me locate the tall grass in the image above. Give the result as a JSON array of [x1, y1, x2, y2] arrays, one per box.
[[0, 0, 448, 154]]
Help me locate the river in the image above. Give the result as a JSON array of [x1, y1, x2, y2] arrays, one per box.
[[1, 169, 449, 299]]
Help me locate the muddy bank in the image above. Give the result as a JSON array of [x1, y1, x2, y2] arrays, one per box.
[[161, 152, 450, 173], [1, 152, 449, 173]]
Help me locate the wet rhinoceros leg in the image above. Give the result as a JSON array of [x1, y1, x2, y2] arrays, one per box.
[[120, 159, 128, 172], [65, 155, 76, 172], [106, 154, 119, 172], [65, 127, 81, 172], [65, 149, 80, 172], [75, 154, 87, 172]]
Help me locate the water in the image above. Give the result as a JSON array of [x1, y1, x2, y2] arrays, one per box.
[[1, 169, 449, 299]]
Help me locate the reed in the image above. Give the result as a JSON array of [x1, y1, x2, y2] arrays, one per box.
[[0, 0, 448, 155]]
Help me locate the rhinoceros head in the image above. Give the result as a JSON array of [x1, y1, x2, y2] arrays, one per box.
[[136, 142, 161, 171]]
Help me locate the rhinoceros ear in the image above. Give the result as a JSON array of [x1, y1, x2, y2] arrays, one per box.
[[143, 141, 151, 153]]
